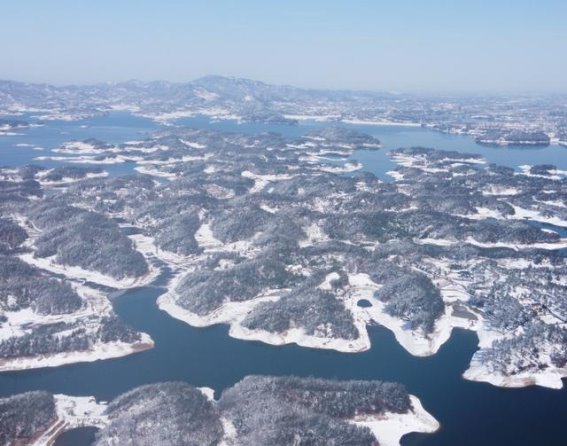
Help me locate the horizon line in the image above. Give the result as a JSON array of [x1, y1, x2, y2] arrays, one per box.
[[1, 75, 566, 98]]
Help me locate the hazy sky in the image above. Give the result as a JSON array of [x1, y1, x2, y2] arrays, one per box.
[[2, 0, 566, 93]]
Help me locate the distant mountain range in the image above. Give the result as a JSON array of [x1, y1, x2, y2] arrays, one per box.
[[0, 75, 565, 139], [0, 75, 397, 105], [0, 75, 389, 114]]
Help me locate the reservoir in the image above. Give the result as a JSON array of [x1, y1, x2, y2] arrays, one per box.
[[0, 113, 566, 445]]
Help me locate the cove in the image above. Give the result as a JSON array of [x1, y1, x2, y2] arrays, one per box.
[[1, 268, 566, 446]]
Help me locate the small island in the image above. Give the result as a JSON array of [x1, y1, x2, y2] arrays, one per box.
[[475, 130, 551, 146], [0, 119, 31, 136]]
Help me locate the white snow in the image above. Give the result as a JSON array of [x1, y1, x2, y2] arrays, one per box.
[[387, 170, 405, 181], [518, 164, 567, 180], [37, 171, 109, 187], [32, 395, 108, 446], [482, 185, 520, 196], [0, 334, 153, 373], [352, 396, 439, 446], [134, 165, 178, 180], [299, 222, 329, 247], [414, 236, 567, 251], [509, 204, 567, 227], [197, 387, 216, 401], [0, 280, 154, 372], [464, 360, 567, 389], [180, 139, 207, 149], [219, 417, 238, 446], [194, 222, 224, 250], [241, 170, 295, 193], [19, 251, 159, 289]]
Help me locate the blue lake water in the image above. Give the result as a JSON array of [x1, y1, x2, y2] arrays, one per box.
[[2, 112, 566, 180], [54, 427, 99, 446], [1, 113, 566, 446], [1, 272, 566, 446], [0, 112, 158, 176], [174, 115, 567, 181]]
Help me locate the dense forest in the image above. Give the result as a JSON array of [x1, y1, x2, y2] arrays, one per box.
[[95, 376, 412, 446], [0, 391, 56, 446], [0, 126, 565, 382], [28, 201, 148, 280], [97, 382, 223, 446]]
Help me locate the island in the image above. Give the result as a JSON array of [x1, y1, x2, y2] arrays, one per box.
[[0, 376, 439, 446], [475, 130, 551, 146], [0, 119, 31, 136]]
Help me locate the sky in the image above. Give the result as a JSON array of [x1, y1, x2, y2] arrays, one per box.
[[1, 0, 566, 94]]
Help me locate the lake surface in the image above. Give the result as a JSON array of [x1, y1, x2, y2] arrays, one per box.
[[54, 427, 99, 446], [1, 113, 566, 445], [0, 112, 158, 176]]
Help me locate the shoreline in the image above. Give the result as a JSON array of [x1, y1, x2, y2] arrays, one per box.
[[194, 384, 439, 446], [282, 114, 423, 127], [32, 394, 108, 446], [157, 272, 370, 353], [27, 389, 438, 446], [0, 278, 155, 373], [158, 271, 567, 390], [3, 136, 565, 391], [352, 395, 440, 446], [0, 336, 154, 373], [18, 251, 161, 290], [0, 217, 158, 373], [463, 362, 567, 390]]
